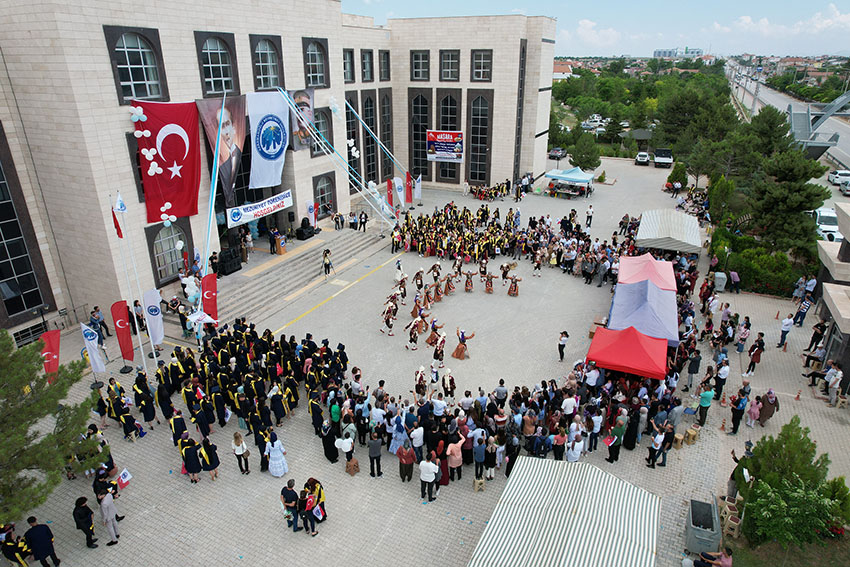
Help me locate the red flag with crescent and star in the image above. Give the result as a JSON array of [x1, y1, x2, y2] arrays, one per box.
[[202, 273, 218, 324], [111, 300, 135, 362], [132, 100, 201, 223], [40, 329, 61, 381]]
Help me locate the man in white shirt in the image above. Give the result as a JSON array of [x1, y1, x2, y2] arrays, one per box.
[[561, 395, 577, 416], [409, 422, 425, 462], [777, 314, 794, 348], [584, 362, 600, 394], [419, 453, 440, 501], [827, 363, 843, 407], [585, 205, 593, 228], [714, 360, 730, 401], [431, 392, 448, 417]]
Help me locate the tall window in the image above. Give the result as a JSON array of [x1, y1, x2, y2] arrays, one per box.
[[346, 101, 360, 194], [439, 95, 458, 181], [411, 50, 430, 81], [469, 96, 489, 183], [363, 97, 377, 183], [471, 50, 493, 82], [115, 33, 161, 102], [213, 136, 262, 211], [343, 49, 354, 83], [361, 50, 374, 82], [411, 94, 429, 177], [305, 41, 327, 87], [380, 94, 393, 179], [152, 223, 186, 283], [253, 39, 280, 89], [0, 162, 42, 316], [379, 50, 391, 81], [314, 176, 335, 219], [440, 50, 459, 81], [311, 110, 329, 156], [201, 37, 235, 94]]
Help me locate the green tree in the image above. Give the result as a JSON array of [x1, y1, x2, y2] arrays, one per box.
[[748, 475, 834, 548], [685, 138, 716, 188], [707, 175, 735, 221], [666, 162, 688, 186], [603, 107, 624, 144], [0, 331, 103, 522], [605, 59, 626, 76], [745, 105, 793, 156], [569, 133, 601, 171]]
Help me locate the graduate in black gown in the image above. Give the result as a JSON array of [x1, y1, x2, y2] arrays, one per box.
[[199, 438, 220, 481], [156, 382, 174, 420], [269, 385, 286, 426], [181, 438, 202, 483], [138, 390, 159, 429], [190, 403, 211, 439], [320, 421, 339, 463], [210, 386, 227, 427], [170, 410, 187, 446], [623, 402, 640, 450]]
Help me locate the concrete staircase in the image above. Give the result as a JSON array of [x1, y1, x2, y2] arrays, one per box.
[[212, 229, 388, 325]]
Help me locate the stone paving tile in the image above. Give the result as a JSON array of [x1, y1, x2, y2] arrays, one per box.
[[20, 158, 850, 567]]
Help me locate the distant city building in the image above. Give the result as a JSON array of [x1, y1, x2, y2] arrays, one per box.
[[653, 47, 704, 59]]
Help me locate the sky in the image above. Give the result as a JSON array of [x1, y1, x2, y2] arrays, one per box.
[[340, 1, 850, 57]]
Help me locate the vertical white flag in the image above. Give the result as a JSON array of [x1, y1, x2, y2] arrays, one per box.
[[80, 323, 106, 373], [247, 92, 290, 189], [414, 175, 422, 200], [393, 176, 405, 207], [142, 289, 164, 346]]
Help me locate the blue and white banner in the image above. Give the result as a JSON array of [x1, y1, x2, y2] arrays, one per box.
[[393, 176, 405, 207], [142, 289, 164, 346], [80, 323, 106, 373], [414, 174, 422, 200], [226, 190, 293, 228], [247, 92, 290, 189]]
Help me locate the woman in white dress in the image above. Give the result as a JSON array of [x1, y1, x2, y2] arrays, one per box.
[[264, 432, 289, 477]]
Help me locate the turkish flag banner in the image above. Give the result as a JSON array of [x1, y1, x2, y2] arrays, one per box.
[[386, 178, 393, 208], [111, 300, 135, 362], [132, 100, 201, 223], [405, 172, 413, 204], [40, 329, 61, 380], [201, 273, 218, 323]]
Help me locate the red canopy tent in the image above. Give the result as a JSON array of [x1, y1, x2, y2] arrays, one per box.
[[617, 253, 676, 291], [586, 326, 668, 380]]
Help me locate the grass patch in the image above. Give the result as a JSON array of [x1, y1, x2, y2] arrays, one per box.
[[727, 537, 850, 567]]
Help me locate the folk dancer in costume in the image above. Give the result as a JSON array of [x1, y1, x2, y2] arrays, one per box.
[[484, 272, 497, 294], [431, 280, 443, 303], [507, 275, 522, 297], [426, 318, 444, 346], [500, 262, 513, 286], [404, 318, 421, 350], [452, 255, 464, 281], [429, 363, 441, 396], [393, 274, 408, 305], [427, 262, 442, 284], [414, 366, 427, 398], [452, 328, 475, 360], [422, 283, 433, 309], [415, 315, 428, 334], [533, 250, 544, 277], [442, 274, 456, 295], [409, 293, 422, 319], [462, 271, 476, 292], [380, 304, 396, 336], [442, 370, 456, 406], [478, 257, 488, 281], [433, 332, 447, 369], [413, 269, 424, 292]]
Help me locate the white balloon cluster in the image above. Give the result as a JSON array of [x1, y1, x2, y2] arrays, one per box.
[[182, 276, 200, 303], [347, 138, 360, 159], [158, 202, 177, 226], [329, 96, 341, 117]]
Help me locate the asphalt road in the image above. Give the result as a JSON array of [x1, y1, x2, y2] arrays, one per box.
[[727, 63, 850, 168]]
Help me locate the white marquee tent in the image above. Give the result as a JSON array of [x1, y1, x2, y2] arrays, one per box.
[[636, 209, 702, 254], [467, 457, 661, 567]]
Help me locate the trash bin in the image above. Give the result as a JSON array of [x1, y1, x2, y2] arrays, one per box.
[[714, 271, 727, 293], [685, 499, 721, 555]]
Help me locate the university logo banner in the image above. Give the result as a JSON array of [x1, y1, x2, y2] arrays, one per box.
[[227, 189, 293, 228], [142, 289, 164, 346], [132, 101, 202, 223], [197, 96, 247, 208], [247, 92, 289, 189], [393, 176, 405, 207], [80, 323, 106, 373]]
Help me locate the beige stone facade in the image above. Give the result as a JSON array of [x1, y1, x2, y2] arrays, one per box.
[[0, 0, 553, 341]]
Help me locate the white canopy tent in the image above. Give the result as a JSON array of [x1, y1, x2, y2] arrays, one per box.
[[636, 209, 702, 254], [467, 458, 661, 567]]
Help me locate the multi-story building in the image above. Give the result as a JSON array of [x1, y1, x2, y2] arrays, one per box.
[[816, 203, 850, 394], [653, 47, 704, 59], [0, 0, 554, 343]]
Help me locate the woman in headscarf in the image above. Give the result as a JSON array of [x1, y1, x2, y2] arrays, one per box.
[[389, 416, 408, 454], [436, 441, 450, 488], [397, 440, 416, 482], [269, 384, 287, 426], [304, 478, 327, 523], [320, 421, 339, 463], [758, 389, 780, 427], [264, 432, 289, 477]]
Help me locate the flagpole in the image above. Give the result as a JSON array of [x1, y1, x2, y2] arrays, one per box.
[[113, 196, 149, 377]]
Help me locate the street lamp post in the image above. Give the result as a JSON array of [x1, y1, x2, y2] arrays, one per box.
[[31, 303, 49, 330]]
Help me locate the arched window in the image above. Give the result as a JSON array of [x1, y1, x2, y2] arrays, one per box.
[[469, 96, 489, 183], [152, 223, 186, 282], [411, 95, 429, 177], [201, 37, 235, 95], [305, 42, 326, 87], [311, 110, 329, 155], [254, 39, 280, 89], [314, 175, 335, 219], [363, 97, 378, 183], [115, 33, 161, 102], [380, 95, 393, 179], [439, 95, 458, 181]]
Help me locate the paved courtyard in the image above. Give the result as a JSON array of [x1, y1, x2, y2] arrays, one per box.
[[27, 157, 850, 567]]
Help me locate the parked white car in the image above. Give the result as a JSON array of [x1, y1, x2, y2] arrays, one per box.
[[634, 152, 650, 165], [840, 179, 850, 196], [810, 207, 844, 242], [827, 170, 850, 185]]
